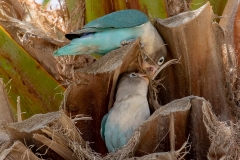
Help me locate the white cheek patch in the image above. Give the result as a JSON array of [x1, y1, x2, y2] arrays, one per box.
[[157, 56, 165, 66]]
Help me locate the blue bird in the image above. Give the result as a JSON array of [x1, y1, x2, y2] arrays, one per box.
[[54, 9, 167, 77], [100, 72, 150, 152]]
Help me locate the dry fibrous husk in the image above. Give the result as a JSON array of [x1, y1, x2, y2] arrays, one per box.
[[1, 0, 24, 20], [0, 111, 61, 152], [132, 96, 192, 157], [165, 0, 190, 16], [55, 55, 96, 83], [0, 110, 100, 160], [218, 0, 240, 119], [127, 141, 190, 160], [202, 101, 240, 159], [0, 0, 91, 83], [0, 141, 42, 160], [0, 1, 65, 80]]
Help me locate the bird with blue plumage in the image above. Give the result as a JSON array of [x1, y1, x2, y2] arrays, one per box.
[[53, 9, 167, 77], [100, 72, 150, 152]]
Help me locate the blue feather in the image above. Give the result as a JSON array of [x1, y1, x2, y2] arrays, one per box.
[[65, 10, 148, 40], [84, 9, 148, 29], [54, 26, 143, 56], [54, 9, 150, 57], [101, 73, 150, 152], [100, 113, 109, 141]]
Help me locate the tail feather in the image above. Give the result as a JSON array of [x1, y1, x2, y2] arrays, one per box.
[[53, 44, 99, 56]]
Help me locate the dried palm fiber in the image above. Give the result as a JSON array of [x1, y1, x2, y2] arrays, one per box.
[[1, 0, 24, 19], [0, 110, 100, 159], [0, 0, 92, 83], [0, 141, 42, 160], [22, 0, 91, 83], [46, 111, 101, 160], [0, 112, 61, 152], [234, 0, 240, 94], [0, 1, 63, 78], [127, 141, 190, 160], [219, 0, 240, 120], [165, 0, 190, 16], [202, 101, 240, 159], [0, 112, 61, 159], [55, 54, 96, 83]]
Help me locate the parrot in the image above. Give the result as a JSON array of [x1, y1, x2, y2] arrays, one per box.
[[100, 72, 150, 152], [53, 9, 167, 77]]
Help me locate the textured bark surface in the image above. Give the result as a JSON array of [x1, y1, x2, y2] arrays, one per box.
[[0, 111, 94, 160], [0, 141, 41, 160], [234, 5, 240, 57], [133, 97, 191, 156], [156, 2, 231, 121], [188, 98, 211, 159]]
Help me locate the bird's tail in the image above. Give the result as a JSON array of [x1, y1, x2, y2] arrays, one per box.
[[53, 43, 99, 56]]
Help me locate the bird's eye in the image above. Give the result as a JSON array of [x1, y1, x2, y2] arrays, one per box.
[[129, 73, 138, 77], [158, 56, 165, 65]]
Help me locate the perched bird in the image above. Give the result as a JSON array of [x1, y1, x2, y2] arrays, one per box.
[[54, 9, 167, 76], [100, 72, 150, 152]]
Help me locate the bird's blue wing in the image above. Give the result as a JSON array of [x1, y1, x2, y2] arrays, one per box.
[[85, 9, 148, 28], [100, 113, 109, 141], [65, 9, 148, 40], [65, 28, 104, 40]]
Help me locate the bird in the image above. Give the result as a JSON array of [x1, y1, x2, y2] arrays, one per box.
[[53, 9, 167, 77], [100, 72, 150, 152]]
